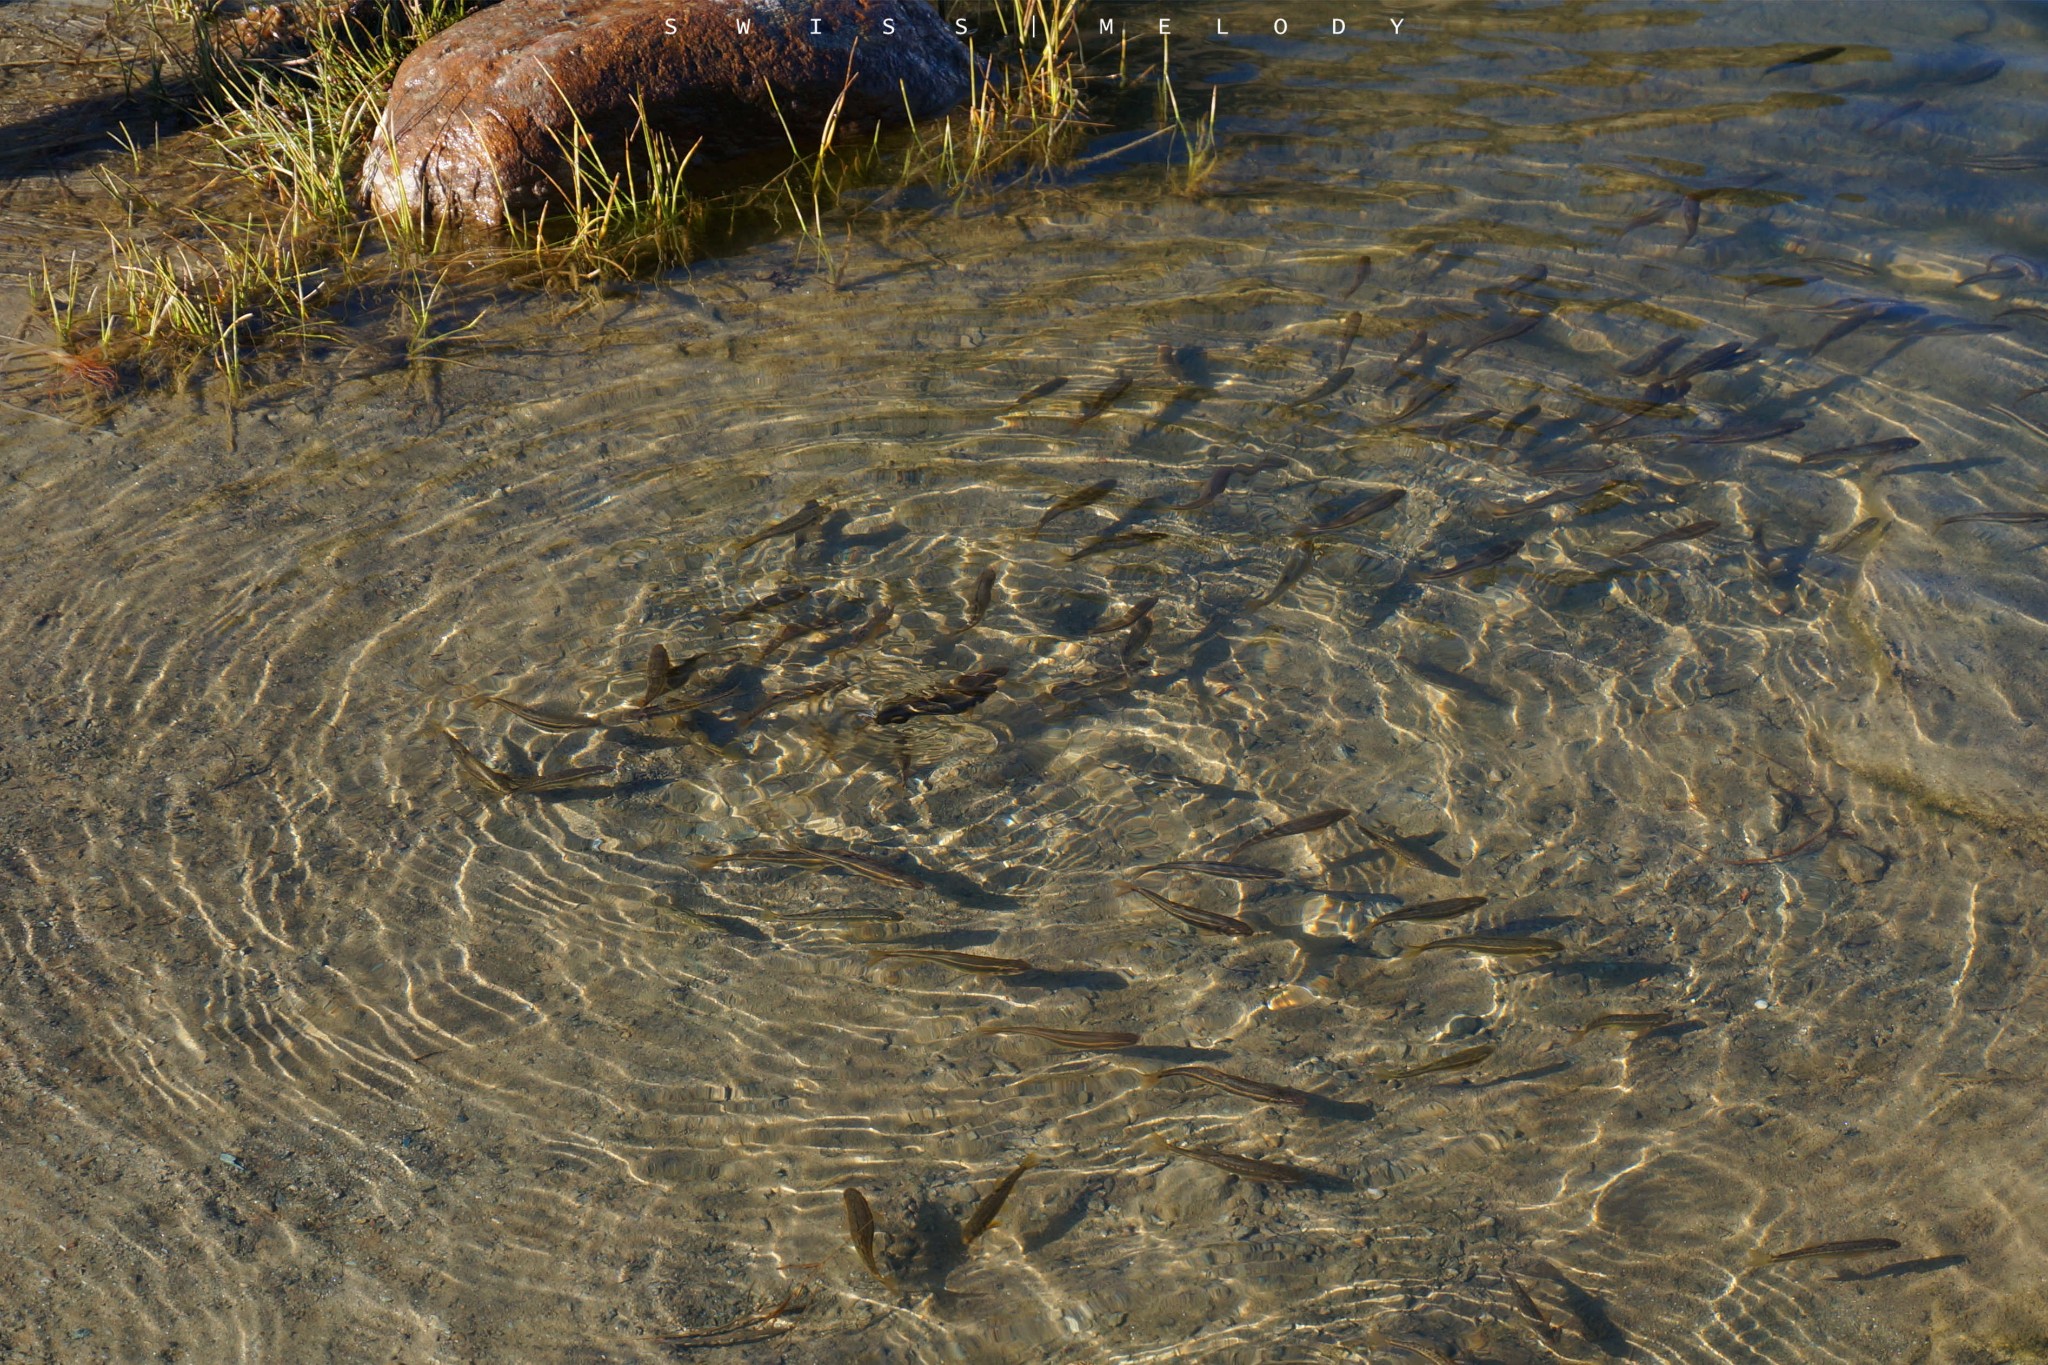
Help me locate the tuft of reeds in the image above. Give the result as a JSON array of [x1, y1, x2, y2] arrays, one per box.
[[1160, 47, 1221, 196]]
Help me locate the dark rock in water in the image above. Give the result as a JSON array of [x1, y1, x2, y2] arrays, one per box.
[[362, 0, 969, 227]]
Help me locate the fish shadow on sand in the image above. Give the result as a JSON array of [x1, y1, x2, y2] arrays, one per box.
[[916, 866, 1025, 912], [1827, 1254, 1966, 1282], [795, 510, 908, 563], [1019, 1179, 1107, 1256], [1011, 968, 1129, 992], [671, 910, 771, 941], [1300, 1097, 1378, 1122], [1120, 1045, 1235, 1064], [1530, 1258, 1635, 1358], [1545, 959, 1682, 988], [1475, 1060, 1575, 1087], [1877, 456, 2003, 480]]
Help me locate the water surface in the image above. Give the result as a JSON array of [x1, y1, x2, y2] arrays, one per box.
[[3, 1, 2048, 1360]]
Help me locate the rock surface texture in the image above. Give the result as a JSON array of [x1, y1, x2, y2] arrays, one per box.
[[361, 0, 968, 227]]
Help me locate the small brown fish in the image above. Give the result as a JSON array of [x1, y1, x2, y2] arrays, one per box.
[[1073, 372, 1133, 426], [1417, 538, 1524, 581], [722, 585, 812, 624], [1135, 859, 1287, 883], [1119, 617, 1154, 670], [768, 908, 906, 924], [1229, 807, 1353, 857], [868, 948, 1035, 975], [1401, 935, 1563, 959], [735, 501, 827, 554], [693, 844, 921, 890], [1253, 542, 1316, 609], [1284, 366, 1355, 408], [1375, 1043, 1496, 1080], [1158, 344, 1196, 385], [1339, 254, 1372, 300], [842, 1188, 896, 1288], [1403, 657, 1509, 707], [977, 1025, 1141, 1050], [1414, 407, 1502, 441], [1365, 896, 1489, 931], [1747, 1237, 1902, 1269], [1008, 376, 1069, 410], [1030, 479, 1118, 539], [1496, 402, 1544, 445], [1665, 342, 1749, 382], [439, 728, 610, 795], [1114, 880, 1260, 936], [441, 728, 517, 794], [1610, 519, 1720, 557], [1335, 310, 1363, 368], [946, 564, 1001, 635], [1620, 196, 1682, 237], [474, 697, 610, 733], [1571, 1011, 1674, 1039], [1292, 488, 1406, 538], [1088, 596, 1158, 635], [1175, 458, 1282, 511], [835, 601, 897, 652], [1765, 44, 1846, 73], [1503, 1267, 1561, 1342], [1479, 481, 1612, 518], [732, 678, 847, 728], [1068, 530, 1169, 562], [1144, 1135, 1322, 1185], [1797, 436, 1920, 467], [757, 617, 832, 663], [961, 1156, 1039, 1245], [1822, 517, 1889, 554], [1452, 311, 1543, 361], [1687, 419, 1804, 447], [874, 667, 1007, 725], [1390, 328, 1430, 375], [641, 644, 676, 707], [1145, 1065, 1317, 1109], [1385, 377, 1458, 425], [1940, 510, 2048, 527], [1476, 264, 1548, 300]]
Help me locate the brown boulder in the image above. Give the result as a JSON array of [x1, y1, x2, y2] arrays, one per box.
[[361, 0, 968, 227]]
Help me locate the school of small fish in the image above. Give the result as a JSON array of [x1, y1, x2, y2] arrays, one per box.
[[426, 80, 2040, 1350]]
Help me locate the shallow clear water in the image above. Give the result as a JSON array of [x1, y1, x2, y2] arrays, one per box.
[[4, 1, 2048, 1360]]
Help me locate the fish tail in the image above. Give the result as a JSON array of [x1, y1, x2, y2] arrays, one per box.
[[1141, 1133, 1173, 1157], [1742, 1250, 1773, 1270], [685, 854, 725, 872]]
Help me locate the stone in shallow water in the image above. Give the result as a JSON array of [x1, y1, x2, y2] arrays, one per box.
[[1823, 840, 1888, 885], [361, 0, 969, 227]]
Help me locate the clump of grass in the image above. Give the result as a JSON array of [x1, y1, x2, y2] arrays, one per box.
[[500, 93, 705, 288], [1160, 51, 1221, 196], [900, 0, 1091, 193], [97, 219, 340, 394]]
